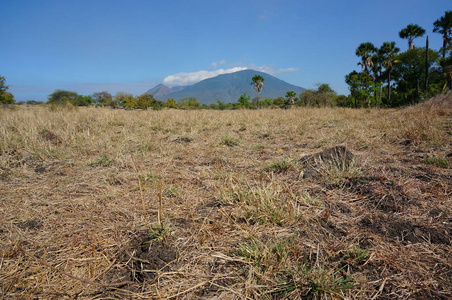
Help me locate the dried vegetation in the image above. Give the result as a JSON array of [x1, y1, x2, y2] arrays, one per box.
[[0, 94, 451, 299]]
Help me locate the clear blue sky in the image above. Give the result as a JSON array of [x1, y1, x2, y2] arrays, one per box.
[[1, 0, 450, 102]]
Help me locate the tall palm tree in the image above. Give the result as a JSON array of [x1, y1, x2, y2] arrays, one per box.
[[251, 75, 265, 109], [356, 42, 377, 73], [433, 10, 452, 58], [379, 41, 400, 102], [399, 24, 426, 50], [285, 91, 296, 106]]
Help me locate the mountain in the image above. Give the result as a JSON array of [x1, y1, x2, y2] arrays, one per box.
[[146, 70, 306, 105], [145, 84, 171, 99]]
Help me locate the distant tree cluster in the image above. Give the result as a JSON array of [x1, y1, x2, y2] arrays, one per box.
[[45, 90, 163, 110], [1, 74, 346, 110], [346, 10, 452, 107]]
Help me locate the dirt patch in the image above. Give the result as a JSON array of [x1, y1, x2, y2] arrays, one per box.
[[16, 219, 43, 231], [173, 136, 193, 143], [39, 129, 62, 145], [360, 214, 450, 245], [354, 176, 416, 212], [103, 231, 178, 289]]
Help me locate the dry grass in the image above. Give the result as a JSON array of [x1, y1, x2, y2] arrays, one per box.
[[0, 94, 451, 299]]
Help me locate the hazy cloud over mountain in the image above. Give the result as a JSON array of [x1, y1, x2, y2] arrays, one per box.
[[163, 67, 247, 87], [162, 64, 300, 87]]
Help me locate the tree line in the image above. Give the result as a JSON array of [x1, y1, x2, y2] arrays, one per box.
[[346, 10, 452, 107], [0, 78, 350, 110]]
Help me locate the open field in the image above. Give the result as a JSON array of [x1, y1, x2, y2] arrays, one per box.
[[1, 95, 451, 299]]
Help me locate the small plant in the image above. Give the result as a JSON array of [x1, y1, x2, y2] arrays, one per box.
[[136, 141, 156, 153], [223, 185, 300, 226], [292, 264, 355, 298], [300, 193, 324, 206], [233, 237, 291, 273], [139, 171, 160, 184], [264, 159, 292, 173], [320, 159, 361, 187], [424, 156, 450, 168], [145, 220, 173, 244], [0, 166, 10, 180], [88, 155, 113, 167], [163, 185, 179, 198], [346, 246, 370, 263], [219, 136, 239, 147]]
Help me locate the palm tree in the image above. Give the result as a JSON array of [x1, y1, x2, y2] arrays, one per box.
[[251, 75, 265, 109], [285, 91, 296, 106], [356, 42, 377, 73], [379, 41, 400, 102], [433, 10, 452, 58], [399, 24, 426, 50]]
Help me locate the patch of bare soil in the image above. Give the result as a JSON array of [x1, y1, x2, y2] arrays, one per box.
[[39, 129, 62, 144], [101, 231, 178, 295]]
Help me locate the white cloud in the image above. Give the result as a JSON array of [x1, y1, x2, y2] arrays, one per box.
[[248, 65, 300, 75], [162, 65, 300, 87], [163, 67, 248, 86], [210, 60, 227, 69]]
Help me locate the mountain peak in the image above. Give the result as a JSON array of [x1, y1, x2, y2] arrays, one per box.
[[147, 70, 305, 104], [145, 84, 171, 98]]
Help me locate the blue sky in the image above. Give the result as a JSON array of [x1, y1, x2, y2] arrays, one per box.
[[1, 0, 450, 102]]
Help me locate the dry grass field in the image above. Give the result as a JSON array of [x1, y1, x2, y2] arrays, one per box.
[[1, 95, 451, 299]]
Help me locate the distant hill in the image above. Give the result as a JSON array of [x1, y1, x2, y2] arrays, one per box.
[[146, 84, 171, 99], [145, 70, 306, 105]]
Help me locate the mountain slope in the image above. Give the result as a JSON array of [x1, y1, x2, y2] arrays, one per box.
[[145, 84, 171, 99], [148, 70, 306, 104]]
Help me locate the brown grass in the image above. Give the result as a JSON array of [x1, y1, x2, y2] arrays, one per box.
[[1, 94, 451, 299]]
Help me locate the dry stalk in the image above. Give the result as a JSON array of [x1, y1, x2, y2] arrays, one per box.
[[130, 155, 147, 216]]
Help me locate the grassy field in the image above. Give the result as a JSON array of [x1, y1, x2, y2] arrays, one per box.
[[1, 95, 451, 299]]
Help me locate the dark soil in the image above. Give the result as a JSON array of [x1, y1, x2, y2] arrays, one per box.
[[103, 231, 178, 289]]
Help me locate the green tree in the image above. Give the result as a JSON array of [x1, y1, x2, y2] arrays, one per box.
[[438, 43, 452, 90], [316, 84, 336, 107], [285, 91, 296, 106], [273, 96, 286, 106], [216, 100, 228, 110], [433, 10, 452, 58], [165, 98, 179, 108], [115, 92, 136, 109], [299, 84, 337, 107], [0, 76, 15, 104], [136, 93, 157, 110], [76, 95, 92, 106], [251, 75, 265, 109], [345, 71, 376, 107], [48, 89, 80, 105], [179, 97, 200, 109], [92, 91, 113, 107], [394, 47, 439, 104], [262, 97, 273, 107], [27, 100, 44, 105], [237, 93, 251, 108], [399, 24, 426, 50], [379, 41, 400, 102], [298, 90, 315, 107], [356, 42, 378, 73]]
